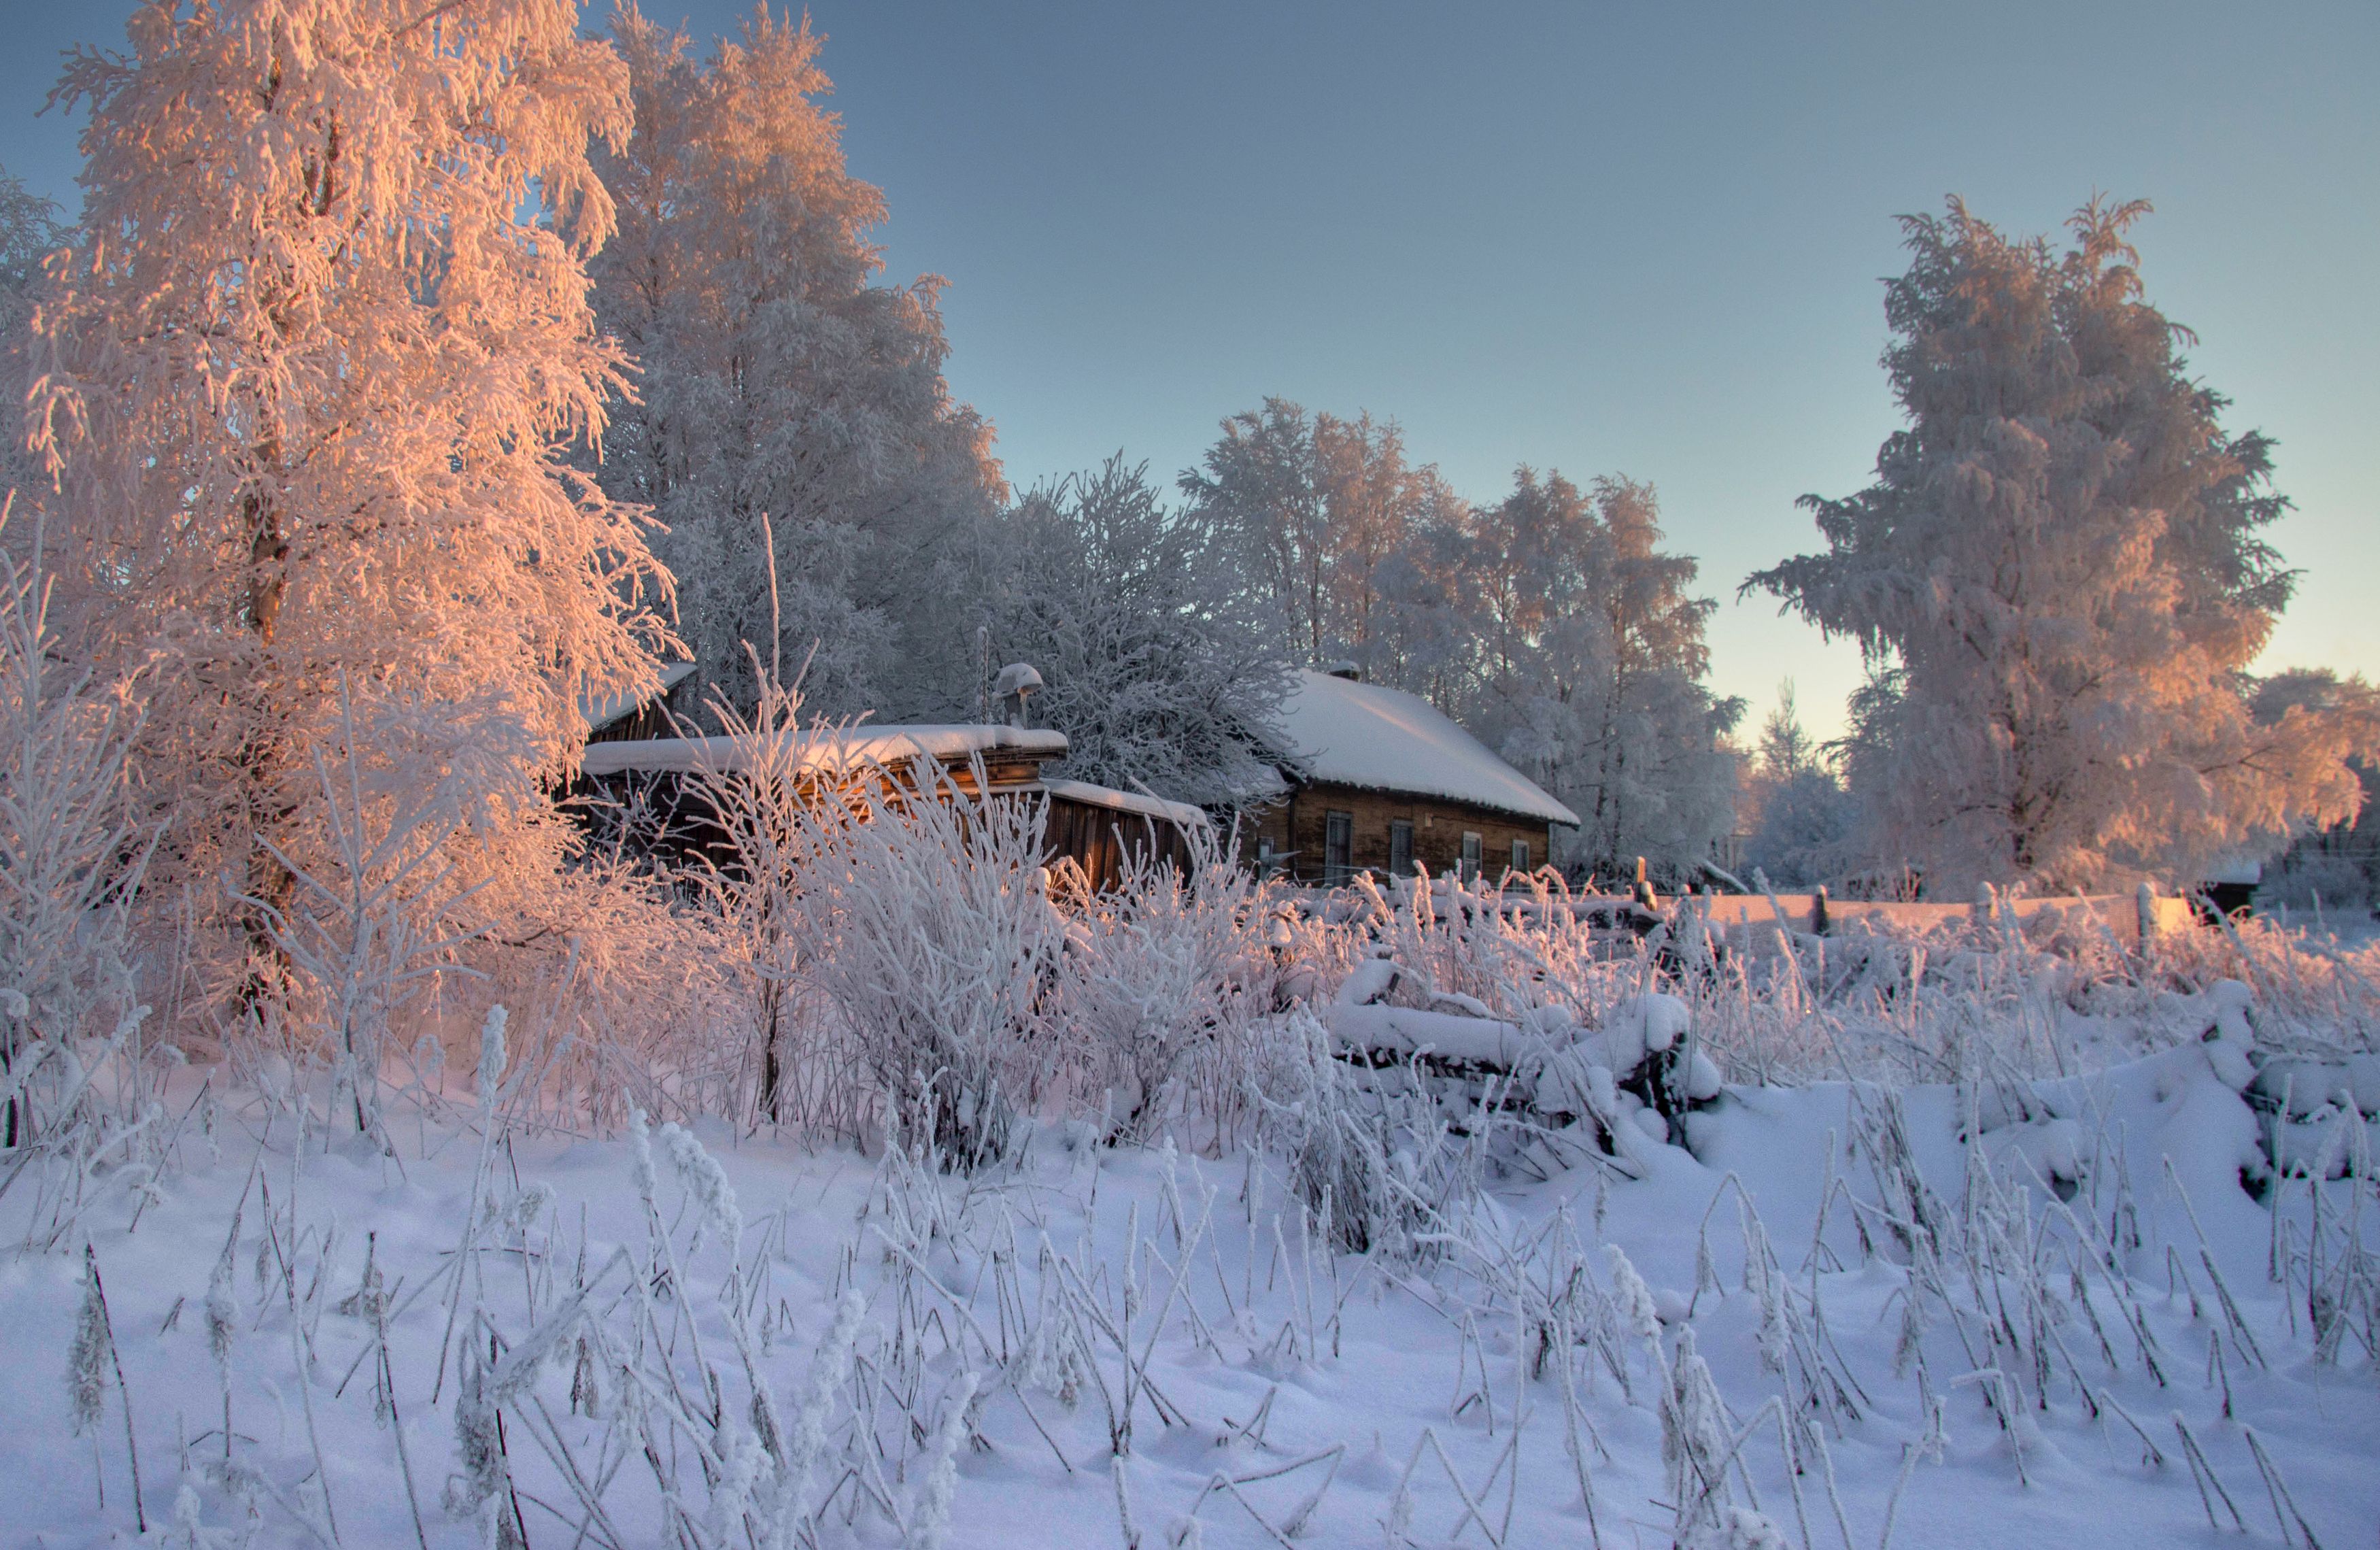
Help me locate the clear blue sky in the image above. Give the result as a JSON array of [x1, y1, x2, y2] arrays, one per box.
[[4, 1, 2373, 739]]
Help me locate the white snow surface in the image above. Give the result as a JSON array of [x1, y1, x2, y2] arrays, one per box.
[[579, 722, 1070, 778], [1274, 669, 1580, 826], [6, 1037, 2375, 1549]]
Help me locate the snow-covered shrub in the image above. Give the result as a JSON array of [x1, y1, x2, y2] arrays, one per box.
[[677, 663, 849, 1129], [1253, 999, 1525, 1261], [1255, 1008, 1393, 1253], [243, 679, 503, 1139], [795, 758, 1062, 1168], [1059, 827, 1268, 1143], [0, 505, 155, 1160], [2260, 849, 2373, 919]]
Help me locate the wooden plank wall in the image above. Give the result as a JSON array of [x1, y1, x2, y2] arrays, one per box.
[[1043, 796, 1198, 893]]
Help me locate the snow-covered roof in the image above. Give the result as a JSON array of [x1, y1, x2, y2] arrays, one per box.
[[579, 724, 1068, 779], [1272, 669, 1580, 827], [1042, 779, 1210, 831], [579, 662, 698, 735]]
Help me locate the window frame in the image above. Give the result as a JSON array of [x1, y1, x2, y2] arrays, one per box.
[[1325, 809, 1355, 886]]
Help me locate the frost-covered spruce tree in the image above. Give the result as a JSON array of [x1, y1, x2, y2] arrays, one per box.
[[592, 5, 1002, 724], [29, 1, 672, 1000], [974, 456, 1291, 805], [1749, 197, 2375, 892], [1741, 681, 1855, 890]]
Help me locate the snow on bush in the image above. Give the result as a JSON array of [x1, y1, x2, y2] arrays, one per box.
[[0, 505, 159, 1187], [1057, 829, 1270, 1145], [790, 757, 1065, 1169]]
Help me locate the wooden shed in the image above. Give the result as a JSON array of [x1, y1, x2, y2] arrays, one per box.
[[1042, 779, 1205, 890], [581, 662, 698, 745], [573, 722, 1206, 892], [1239, 667, 1579, 886]]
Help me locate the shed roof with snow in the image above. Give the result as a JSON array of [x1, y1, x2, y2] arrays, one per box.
[[580, 662, 698, 743], [578, 723, 1069, 781], [1274, 669, 1579, 828], [573, 721, 1204, 890]]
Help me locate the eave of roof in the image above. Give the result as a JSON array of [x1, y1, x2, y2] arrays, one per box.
[[579, 661, 698, 734], [1042, 778, 1209, 830]]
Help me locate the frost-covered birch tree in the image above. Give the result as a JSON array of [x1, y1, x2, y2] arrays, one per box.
[[1180, 399, 1455, 681], [27, 0, 672, 998], [592, 5, 1002, 724], [1747, 198, 2375, 891], [974, 456, 1291, 807], [0, 167, 67, 506]]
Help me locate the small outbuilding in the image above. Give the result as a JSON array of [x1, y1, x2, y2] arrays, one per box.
[[581, 662, 698, 744], [1240, 667, 1579, 886], [575, 720, 1206, 892]]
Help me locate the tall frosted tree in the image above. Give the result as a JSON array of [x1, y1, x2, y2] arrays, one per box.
[[0, 167, 68, 505], [1180, 399, 1454, 680], [592, 5, 1002, 724], [1748, 198, 2371, 890], [1455, 471, 1740, 881], [28, 0, 671, 988], [1741, 681, 1854, 890], [1180, 400, 1325, 662]]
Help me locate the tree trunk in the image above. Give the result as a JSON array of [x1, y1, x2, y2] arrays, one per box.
[[236, 458, 296, 1025]]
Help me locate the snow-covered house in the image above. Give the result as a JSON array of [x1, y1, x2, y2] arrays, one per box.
[[1240, 666, 1579, 885]]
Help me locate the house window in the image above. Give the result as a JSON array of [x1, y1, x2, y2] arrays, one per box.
[[1389, 820, 1414, 878], [1510, 838, 1530, 876], [1325, 810, 1354, 886], [1257, 837, 1274, 877], [1460, 831, 1482, 883]]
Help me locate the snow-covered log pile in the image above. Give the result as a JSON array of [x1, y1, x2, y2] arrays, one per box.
[[1323, 946, 1724, 1160]]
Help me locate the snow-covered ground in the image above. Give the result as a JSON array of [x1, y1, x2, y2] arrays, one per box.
[[5, 1009, 2373, 1550]]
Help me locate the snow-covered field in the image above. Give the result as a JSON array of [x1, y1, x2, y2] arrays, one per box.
[[5, 954, 2375, 1550]]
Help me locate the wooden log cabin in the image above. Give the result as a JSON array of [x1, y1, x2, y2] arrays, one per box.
[[1239, 666, 1579, 886], [573, 716, 1206, 892]]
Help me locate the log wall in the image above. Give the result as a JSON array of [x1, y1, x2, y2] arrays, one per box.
[[1238, 782, 1557, 885]]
